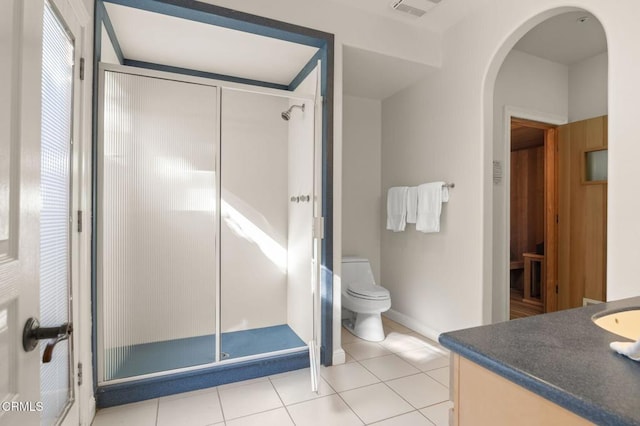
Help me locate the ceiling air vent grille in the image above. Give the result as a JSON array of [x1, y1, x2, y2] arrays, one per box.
[[390, 0, 441, 18]]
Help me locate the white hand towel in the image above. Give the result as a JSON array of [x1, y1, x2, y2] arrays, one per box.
[[386, 186, 409, 232], [406, 187, 418, 224], [610, 338, 640, 361], [416, 182, 446, 233]]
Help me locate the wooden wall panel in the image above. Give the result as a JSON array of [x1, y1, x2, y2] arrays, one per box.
[[544, 128, 558, 312], [510, 146, 545, 262]]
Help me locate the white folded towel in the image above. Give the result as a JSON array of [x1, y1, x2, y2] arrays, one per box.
[[416, 182, 447, 233], [610, 338, 640, 361], [406, 187, 418, 224], [386, 186, 409, 232]]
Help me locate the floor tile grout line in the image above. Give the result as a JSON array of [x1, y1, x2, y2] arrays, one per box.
[[219, 380, 286, 423], [333, 387, 368, 425], [268, 376, 296, 425], [337, 359, 418, 425], [221, 406, 289, 424], [425, 366, 450, 388], [319, 362, 382, 393], [338, 385, 416, 425], [357, 355, 422, 383], [380, 371, 450, 414], [366, 410, 429, 426], [368, 351, 452, 425], [380, 373, 425, 410], [215, 387, 227, 424], [154, 398, 159, 426]]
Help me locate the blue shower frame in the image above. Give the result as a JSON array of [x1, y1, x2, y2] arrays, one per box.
[[91, 0, 334, 407]]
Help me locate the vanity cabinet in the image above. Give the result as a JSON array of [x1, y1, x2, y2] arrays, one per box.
[[450, 354, 592, 426]]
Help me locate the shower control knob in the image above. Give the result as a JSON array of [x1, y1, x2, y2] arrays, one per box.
[[290, 196, 299, 203]]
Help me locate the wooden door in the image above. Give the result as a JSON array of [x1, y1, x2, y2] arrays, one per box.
[[557, 116, 608, 310]]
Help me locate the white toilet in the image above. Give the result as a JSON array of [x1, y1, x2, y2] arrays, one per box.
[[341, 257, 391, 342]]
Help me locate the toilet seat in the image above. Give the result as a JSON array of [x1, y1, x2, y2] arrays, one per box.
[[346, 283, 390, 300]]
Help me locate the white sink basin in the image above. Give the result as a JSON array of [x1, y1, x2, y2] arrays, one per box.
[[593, 308, 640, 340]]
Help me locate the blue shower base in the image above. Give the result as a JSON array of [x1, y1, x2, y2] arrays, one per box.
[[108, 324, 305, 380]]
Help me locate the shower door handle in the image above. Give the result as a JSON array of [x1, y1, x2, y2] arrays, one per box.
[[22, 317, 73, 363]]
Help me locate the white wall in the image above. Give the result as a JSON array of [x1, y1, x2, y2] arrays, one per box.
[[342, 95, 382, 282], [380, 0, 640, 337], [220, 89, 290, 332], [569, 51, 608, 121], [381, 74, 475, 339], [491, 49, 569, 321]]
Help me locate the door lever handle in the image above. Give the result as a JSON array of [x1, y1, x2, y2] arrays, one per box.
[[22, 317, 73, 363]]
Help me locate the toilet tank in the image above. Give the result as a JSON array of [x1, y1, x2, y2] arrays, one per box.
[[341, 257, 376, 288]]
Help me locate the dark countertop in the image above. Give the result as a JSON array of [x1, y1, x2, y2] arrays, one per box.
[[439, 296, 640, 426]]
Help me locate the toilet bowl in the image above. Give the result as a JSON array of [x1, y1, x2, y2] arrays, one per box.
[[341, 257, 391, 342]]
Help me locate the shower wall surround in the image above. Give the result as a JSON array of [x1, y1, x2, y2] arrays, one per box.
[[220, 88, 289, 332]]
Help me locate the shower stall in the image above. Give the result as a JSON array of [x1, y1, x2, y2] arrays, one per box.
[[96, 63, 322, 389]]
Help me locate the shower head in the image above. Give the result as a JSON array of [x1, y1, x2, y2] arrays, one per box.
[[281, 103, 305, 121]]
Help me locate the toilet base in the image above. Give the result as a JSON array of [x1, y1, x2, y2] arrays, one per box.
[[342, 312, 385, 342]]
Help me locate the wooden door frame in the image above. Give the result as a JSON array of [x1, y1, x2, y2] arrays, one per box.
[[509, 117, 559, 313]]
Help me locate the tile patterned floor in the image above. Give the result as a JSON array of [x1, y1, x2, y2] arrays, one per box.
[[92, 317, 453, 426]]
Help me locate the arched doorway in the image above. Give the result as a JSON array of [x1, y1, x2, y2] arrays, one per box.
[[486, 9, 608, 322]]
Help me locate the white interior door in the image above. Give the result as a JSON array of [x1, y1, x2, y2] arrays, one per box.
[[1, 0, 87, 425], [0, 1, 43, 423]]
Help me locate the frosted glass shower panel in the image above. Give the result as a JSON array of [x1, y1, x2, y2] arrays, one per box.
[[101, 71, 218, 381], [40, 2, 74, 422]]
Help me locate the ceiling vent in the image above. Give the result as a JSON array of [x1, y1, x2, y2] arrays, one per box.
[[390, 0, 441, 18]]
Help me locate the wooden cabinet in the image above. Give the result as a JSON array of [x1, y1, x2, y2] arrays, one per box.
[[450, 355, 593, 426]]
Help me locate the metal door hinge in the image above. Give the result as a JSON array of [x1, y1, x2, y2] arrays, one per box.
[[77, 210, 83, 232], [79, 57, 85, 81], [77, 362, 83, 386], [313, 217, 324, 240]]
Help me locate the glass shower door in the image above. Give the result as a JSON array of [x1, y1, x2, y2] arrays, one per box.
[[219, 88, 309, 361], [98, 69, 218, 382]]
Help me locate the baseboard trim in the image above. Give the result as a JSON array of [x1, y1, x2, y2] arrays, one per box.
[[332, 348, 346, 365], [383, 309, 442, 343]]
